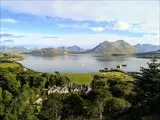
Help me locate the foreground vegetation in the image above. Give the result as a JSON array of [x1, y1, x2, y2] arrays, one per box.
[[0, 62, 21, 68], [0, 57, 160, 120], [0, 52, 26, 61]]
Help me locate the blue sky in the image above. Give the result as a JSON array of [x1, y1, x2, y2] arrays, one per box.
[[0, 1, 159, 48]]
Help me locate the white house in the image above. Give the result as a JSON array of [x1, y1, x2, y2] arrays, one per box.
[[48, 86, 69, 95], [60, 87, 69, 93], [34, 98, 43, 105]]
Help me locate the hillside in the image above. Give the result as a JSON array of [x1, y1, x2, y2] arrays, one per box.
[[0, 52, 26, 61], [134, 44, 159, 52], [87, 40, 137, 54], [25, 48, 63, 56]]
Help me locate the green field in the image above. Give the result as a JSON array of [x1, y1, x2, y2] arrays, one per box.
[[103, 72, 134, 82], [61, 72, 134, 84], [61, 73, 97, 84], [0, 62, 21, 68]]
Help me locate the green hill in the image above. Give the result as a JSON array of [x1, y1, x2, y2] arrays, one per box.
[[0, 52, 25, 61], [25, 48, 63, 56], [87, 40, 137, 54]]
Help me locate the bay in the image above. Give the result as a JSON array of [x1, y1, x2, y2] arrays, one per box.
[[18, 54, 153, 73]]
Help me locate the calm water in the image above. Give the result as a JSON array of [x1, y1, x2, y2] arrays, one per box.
[[18, 54, 154, 73]]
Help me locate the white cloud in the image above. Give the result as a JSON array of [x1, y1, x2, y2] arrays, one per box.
[[1, 1, 159, 33], [113, 21, 131, 31], [90, 21, 137, 32], [90, 27, 105, 32], [1, 18, 20, 23]]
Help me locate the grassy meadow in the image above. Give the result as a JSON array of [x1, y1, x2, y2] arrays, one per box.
[[61, 71, 134, 84], [61, 73, 97, 84], [103, 72, 134, 82], [0, 62, 21, 69]]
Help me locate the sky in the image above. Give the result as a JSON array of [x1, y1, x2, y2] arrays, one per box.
[[0, 0, 160, 48]]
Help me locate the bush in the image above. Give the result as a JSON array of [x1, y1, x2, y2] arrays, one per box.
[[104, 97, 131, 119]]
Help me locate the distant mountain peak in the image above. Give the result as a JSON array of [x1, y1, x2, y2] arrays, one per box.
[[71, 45, 79, 47], [88, 40, 137, 54], [100, 40, 110, 44], [115, 40, 125, 43]]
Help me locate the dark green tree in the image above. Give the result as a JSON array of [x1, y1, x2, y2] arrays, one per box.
[[54, 74, 71, 87], [41, 93, 63, 120], [137, 57, 160, 97], [62, 93, 84, 119], [110, 82, 136, 104], [87, 89, 112, 120], [0, 88, 4, 118], [0, 72, 21, 94], [103, 97, 131, 120], [91, 75, 108, 90]]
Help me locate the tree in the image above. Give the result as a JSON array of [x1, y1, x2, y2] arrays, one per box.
[[54, 74, 71, 87], [103, 97, 131, 119], [0, 88, 4, 118], [91, 75, 108, 90], [122, 58, 160, 120], [0, 88, 2, 101], [137, 57, 160, 98], [61, 93, 84, 119], [110, 82, 136, 103], [41, 93, 63, 120], [3, 90, 12, 104], [46, 74, 56, 88], [87, 89, 112, 120], [29, 75, 46, 89], [88, 75, 112, 120], [1, 72, 21, 94]]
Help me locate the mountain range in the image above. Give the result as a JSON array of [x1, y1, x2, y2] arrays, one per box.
[[24, 45, 84, 56], [0, 46, 28, 53], [25, 48, 63, 56], [57, 45, 83, 52], [32, 40, 137, 56], [136, 49, 160, 58], [1, 40, 159, 56], [134, 44, 159, 52]]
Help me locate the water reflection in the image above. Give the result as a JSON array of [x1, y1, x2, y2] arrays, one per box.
[[93, 55, 127, 61]]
